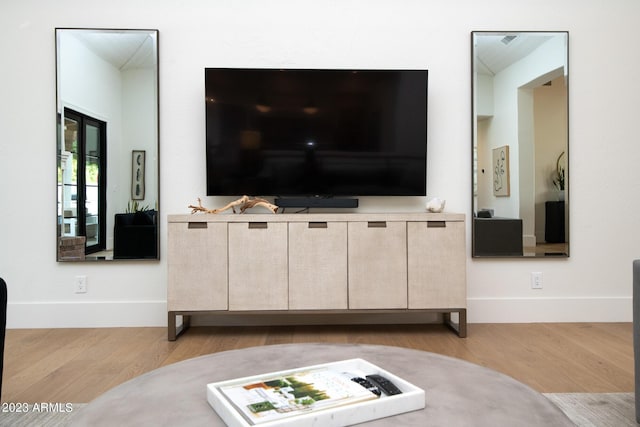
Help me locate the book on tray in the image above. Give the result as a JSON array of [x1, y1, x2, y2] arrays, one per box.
[[207, 358, 425, 427]]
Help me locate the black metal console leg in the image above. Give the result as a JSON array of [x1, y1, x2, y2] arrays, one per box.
[[443, 309, 467, 338], [168, 312, 192, 341], [458, 309, 467, 338], [168, 311, 177, 341]]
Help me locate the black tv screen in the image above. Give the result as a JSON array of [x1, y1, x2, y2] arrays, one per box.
[[205, 68, 427, 197]]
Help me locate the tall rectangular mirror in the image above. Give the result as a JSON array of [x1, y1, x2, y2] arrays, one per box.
[[56, 29, 159, 261], [472, 31, 568, 258]]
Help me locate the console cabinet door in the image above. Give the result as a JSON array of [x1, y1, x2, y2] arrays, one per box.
[[228, 222, 288, 310], [407, 221, 466, 309], [167, 221, 228, 311], [348, 221, 407, 309], [289, 221, 348, 310]]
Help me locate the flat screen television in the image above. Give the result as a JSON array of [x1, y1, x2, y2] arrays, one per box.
[[205, 68, 428, 203]]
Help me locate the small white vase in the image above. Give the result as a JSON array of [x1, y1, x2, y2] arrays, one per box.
[[426, 197, 446, 213]]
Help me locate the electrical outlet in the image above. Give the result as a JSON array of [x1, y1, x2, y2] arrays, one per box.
[[531, 272, 543, 289], [75, 275, 87, 293]]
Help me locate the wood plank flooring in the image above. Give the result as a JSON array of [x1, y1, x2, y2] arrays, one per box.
[[1, 323, 634, 404]]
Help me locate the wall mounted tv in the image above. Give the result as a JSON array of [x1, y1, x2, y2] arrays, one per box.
[[205, 68, 428, 206]]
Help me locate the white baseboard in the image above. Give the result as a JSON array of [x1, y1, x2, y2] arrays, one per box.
[[6, 297, 632, 328], [523, 234, 536, 247], [467, 296, 632, 323], [6, 301, 167, 328]]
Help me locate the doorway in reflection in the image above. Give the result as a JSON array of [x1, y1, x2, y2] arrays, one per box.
[[477, 74, 568, 256], [58, 108, 106, 254]]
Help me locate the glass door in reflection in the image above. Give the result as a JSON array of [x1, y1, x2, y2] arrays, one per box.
[[60, 108, 106, 254]]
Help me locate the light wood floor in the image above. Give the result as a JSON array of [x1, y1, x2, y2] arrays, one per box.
[[2, 323, 634, 404], [524, 242, 569, 256]]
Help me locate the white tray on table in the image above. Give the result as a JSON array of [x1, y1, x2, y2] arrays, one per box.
[[207, 358, 425, 427]]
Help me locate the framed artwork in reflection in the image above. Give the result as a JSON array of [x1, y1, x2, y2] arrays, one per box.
[[132, 150, 145, 200]]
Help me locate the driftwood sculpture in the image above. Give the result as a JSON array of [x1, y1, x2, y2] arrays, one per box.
[[189, 196, 279, 214]]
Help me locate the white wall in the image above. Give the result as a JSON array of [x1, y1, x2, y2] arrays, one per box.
[[121, 67, 158, 213], [1, 0, 639, 328]]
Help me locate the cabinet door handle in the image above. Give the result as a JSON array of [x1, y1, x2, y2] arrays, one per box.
[[427, 221, 446, 228], [188, 222, 207, 229], [367, 221, 387, 228], [248, 222, 268, 229], [308, 222, 328, 229]]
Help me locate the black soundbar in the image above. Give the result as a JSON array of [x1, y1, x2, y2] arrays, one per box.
[[275, 197, 359, 209]]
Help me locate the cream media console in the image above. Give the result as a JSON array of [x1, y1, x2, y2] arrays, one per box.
[[167, 212, 467, 340]]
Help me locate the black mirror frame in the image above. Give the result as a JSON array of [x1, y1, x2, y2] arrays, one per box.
[[471, 31, 569, 258], [55, 28, 160, 262]]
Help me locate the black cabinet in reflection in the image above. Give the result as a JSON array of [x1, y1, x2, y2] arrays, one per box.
[[545, 201, 565, 243], [473, 217, 523, 257]]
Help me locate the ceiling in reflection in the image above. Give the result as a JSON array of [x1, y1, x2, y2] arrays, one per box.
[[475, 34, 553, 76], [72, 31, 155, 70]]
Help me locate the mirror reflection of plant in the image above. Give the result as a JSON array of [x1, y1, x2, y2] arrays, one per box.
[[552, 151, 565, 191], [126, 200, 150, 213]]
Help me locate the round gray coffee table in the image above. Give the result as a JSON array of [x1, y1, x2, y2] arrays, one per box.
[[71, 343, 573, 426]]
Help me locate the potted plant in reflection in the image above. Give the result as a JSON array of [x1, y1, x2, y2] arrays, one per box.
[[126, 200, 150, 213], [552, 151, 565, 201]]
